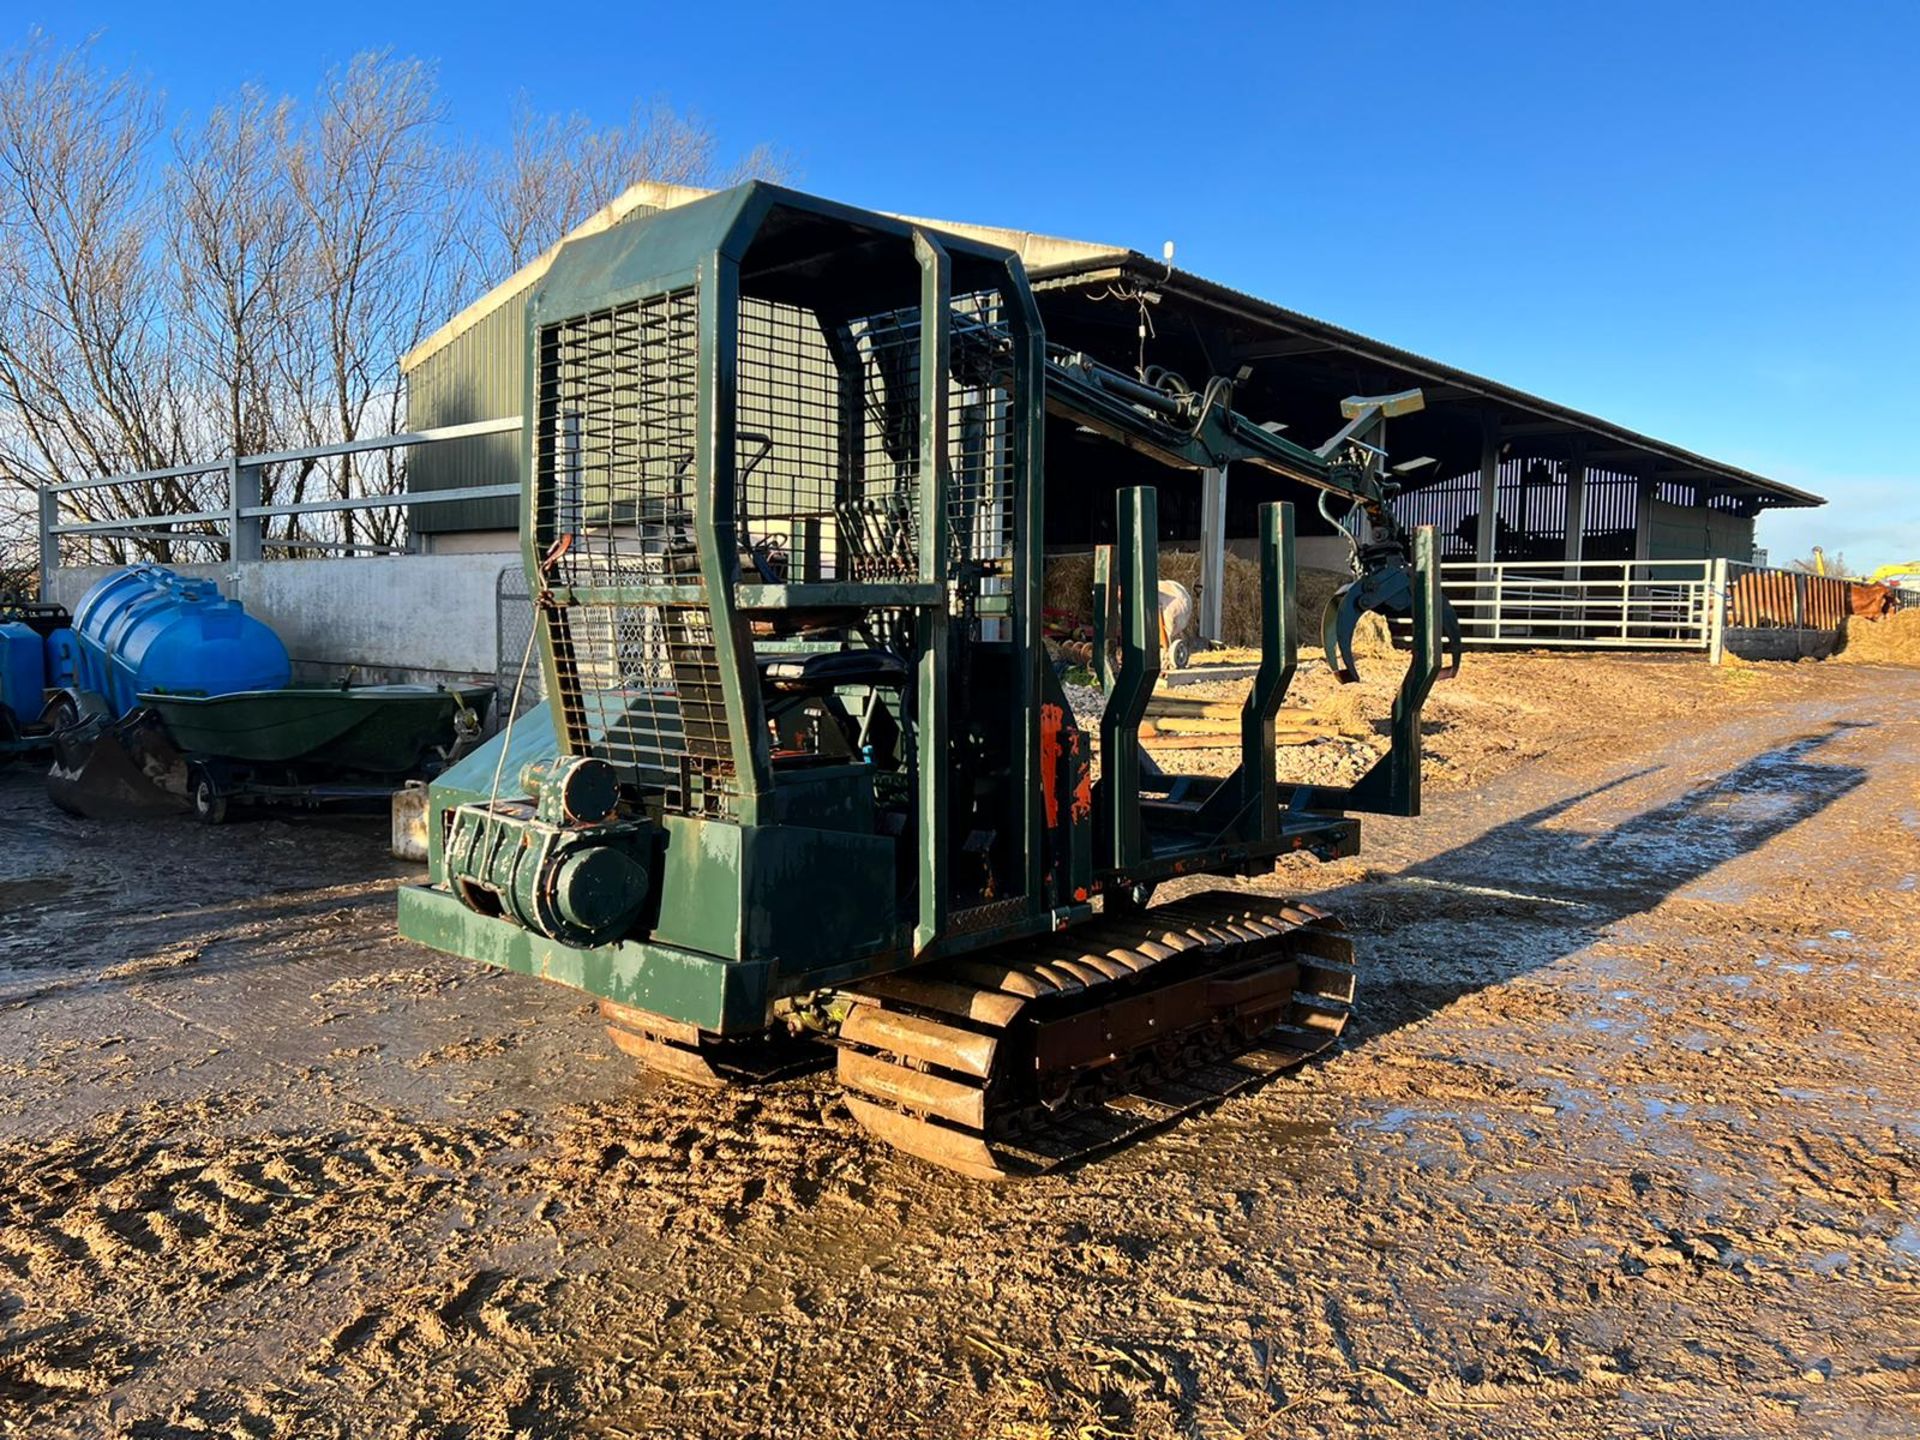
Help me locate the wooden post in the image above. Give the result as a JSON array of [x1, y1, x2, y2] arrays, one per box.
[[1475, 420, 1499, 566], [1629, 479, 1656, 641]]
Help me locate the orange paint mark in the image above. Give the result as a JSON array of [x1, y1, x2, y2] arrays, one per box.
[[1067, 730, 1093, 823], [1039, 702, 1064, 829]]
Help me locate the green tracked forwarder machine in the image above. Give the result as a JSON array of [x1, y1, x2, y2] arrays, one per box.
[[398, 184, 1456, 1178]]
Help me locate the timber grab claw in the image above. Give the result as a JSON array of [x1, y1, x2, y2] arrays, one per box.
[[1321, 538, 1465, 685]]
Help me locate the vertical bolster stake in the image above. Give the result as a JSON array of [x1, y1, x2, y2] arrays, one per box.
[[1388, 524, 1444, 817], [1240, 503, 1296, 843], [912, 230, 951, 954], [1091, 544, 1114, 690], [1100, 486, 1160, 871]]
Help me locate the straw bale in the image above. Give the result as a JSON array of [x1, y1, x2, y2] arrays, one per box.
[[1043, 550, 1377, 652]]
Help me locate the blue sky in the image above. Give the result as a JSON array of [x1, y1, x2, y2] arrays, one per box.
[[20, 0, 1919, 569]]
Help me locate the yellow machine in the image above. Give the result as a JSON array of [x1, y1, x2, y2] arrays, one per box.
[[1810, 547, 1918, 588]]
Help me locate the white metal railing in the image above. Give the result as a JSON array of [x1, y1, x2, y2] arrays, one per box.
[[1438, 558, 1920, 664], [1438, 558, 1723, 651], [38, 416, 521, 583]]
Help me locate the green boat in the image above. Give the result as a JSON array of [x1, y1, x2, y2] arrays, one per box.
[[138, 684, 495, 775]]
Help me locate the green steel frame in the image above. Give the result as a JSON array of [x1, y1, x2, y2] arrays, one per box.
[[397, 183, 1442, 1038]]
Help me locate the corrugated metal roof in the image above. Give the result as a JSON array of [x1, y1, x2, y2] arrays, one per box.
[[403, 181, 1821, 512], [1028, 254, 1820, 509]]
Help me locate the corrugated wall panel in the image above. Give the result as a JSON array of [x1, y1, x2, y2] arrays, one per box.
[[1388, 460, 1752, 563], [1646, 497, 1754, 561], [408, 291, 528, 534]]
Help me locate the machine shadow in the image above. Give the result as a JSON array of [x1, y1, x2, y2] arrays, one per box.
[[1319, 718, 1873, 1047]]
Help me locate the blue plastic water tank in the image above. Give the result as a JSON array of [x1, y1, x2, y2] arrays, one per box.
[[44, 628, 77, 688], [70, 566, 290, 716], [0, 620, 45, 721]]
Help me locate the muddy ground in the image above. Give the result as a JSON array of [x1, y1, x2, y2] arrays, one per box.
[[1, 653, 1916, 1439]]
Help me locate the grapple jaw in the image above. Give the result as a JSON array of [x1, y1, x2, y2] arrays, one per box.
[[1320, 541, 1463, 684]]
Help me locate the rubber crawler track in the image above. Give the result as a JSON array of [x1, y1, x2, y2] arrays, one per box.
[[836, 890, 1356, 1179]]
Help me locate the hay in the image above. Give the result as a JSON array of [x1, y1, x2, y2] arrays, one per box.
[[1043, 550, 1371, 651], [1310, 686, 1375, 737], [1835, 608, 1920, 665]]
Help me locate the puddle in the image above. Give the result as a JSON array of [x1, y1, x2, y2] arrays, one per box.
[[0, 875, 76, 914], [1361, 1107, 1437, 1137], [1891, 1224, 1920, 1267]]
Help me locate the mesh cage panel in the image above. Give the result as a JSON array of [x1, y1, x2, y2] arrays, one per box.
[[736, 298, 840, 582], [735, 297, 926, 583], [495, 565, 544, 717], [947, 292, 1015, 583], [534, 287, 731, 811], [848, 305, 924, 581], [733, 291, 1016, 588]]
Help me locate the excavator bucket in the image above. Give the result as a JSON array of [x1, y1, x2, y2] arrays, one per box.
[[45, 711, 188, 819]]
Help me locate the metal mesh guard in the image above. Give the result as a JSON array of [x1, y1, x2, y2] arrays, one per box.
[[534, 286, 730, 810]]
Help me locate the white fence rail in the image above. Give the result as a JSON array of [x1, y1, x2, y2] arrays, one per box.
[[37, 416, 521, 581], [1439, 558, 1920, 664], [1439, 559, 1724, 651]]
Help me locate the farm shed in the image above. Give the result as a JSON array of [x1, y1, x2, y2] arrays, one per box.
[[401, 182, 1822, 593]]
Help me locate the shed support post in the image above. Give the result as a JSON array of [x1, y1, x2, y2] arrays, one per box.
[[1474, 419, 1500, 634], [1475, 422, 1499, 565], [1630, 479, 1658, 645], [37, 485, 59, 601], [1562, 452, 1587, 637], [1562, 456, 1587, 567], [1198, 464, 1228, 644]]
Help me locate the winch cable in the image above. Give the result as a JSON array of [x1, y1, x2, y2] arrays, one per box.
[[484, 535, 570, 826]]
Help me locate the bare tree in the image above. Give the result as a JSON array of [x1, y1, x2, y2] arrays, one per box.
[[168, 84, 305, 461], [0, 33, 196, 565], [277, 52, 472, 551], [472, 96, 789, 274], [0, 31, 788, 582], [1789, 550, 1849, 578]]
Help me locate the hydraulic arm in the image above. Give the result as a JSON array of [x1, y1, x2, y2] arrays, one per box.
[[975, 336, 1463, 681]]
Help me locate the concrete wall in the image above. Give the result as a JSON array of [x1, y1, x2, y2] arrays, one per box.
[[49, 555, 513, 687], [1723, 626, 1839, 662]]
